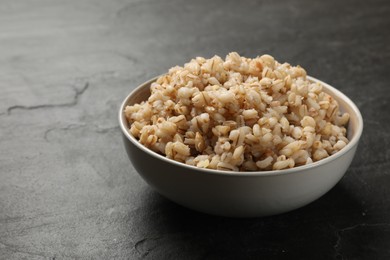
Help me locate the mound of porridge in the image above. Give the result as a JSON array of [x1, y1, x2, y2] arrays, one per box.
[[125, 53, 350, 171]]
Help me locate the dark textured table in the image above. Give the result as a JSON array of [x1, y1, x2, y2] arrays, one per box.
[[1, 0, 389, 259]]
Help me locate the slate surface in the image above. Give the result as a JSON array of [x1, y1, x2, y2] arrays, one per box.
[[1, 0, 389, 259]]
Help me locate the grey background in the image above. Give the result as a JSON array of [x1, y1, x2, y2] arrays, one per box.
[[1, 0, 389, 259]]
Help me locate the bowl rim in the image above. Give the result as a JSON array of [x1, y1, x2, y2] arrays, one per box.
[[119, 75, 363, 177]]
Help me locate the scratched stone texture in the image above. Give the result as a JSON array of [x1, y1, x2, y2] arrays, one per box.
[[0, 0, 390, 259]]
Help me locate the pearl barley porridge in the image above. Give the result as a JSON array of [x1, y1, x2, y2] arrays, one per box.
[[124, 53, 350, 171]]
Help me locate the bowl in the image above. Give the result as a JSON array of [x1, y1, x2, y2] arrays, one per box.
[[119, 76, 363, 218]]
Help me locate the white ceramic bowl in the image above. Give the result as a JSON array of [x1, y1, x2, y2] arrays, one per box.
[[119, 76, 363, 217]]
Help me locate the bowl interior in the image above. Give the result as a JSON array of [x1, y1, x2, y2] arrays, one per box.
[[119, 76, 363, 176]]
